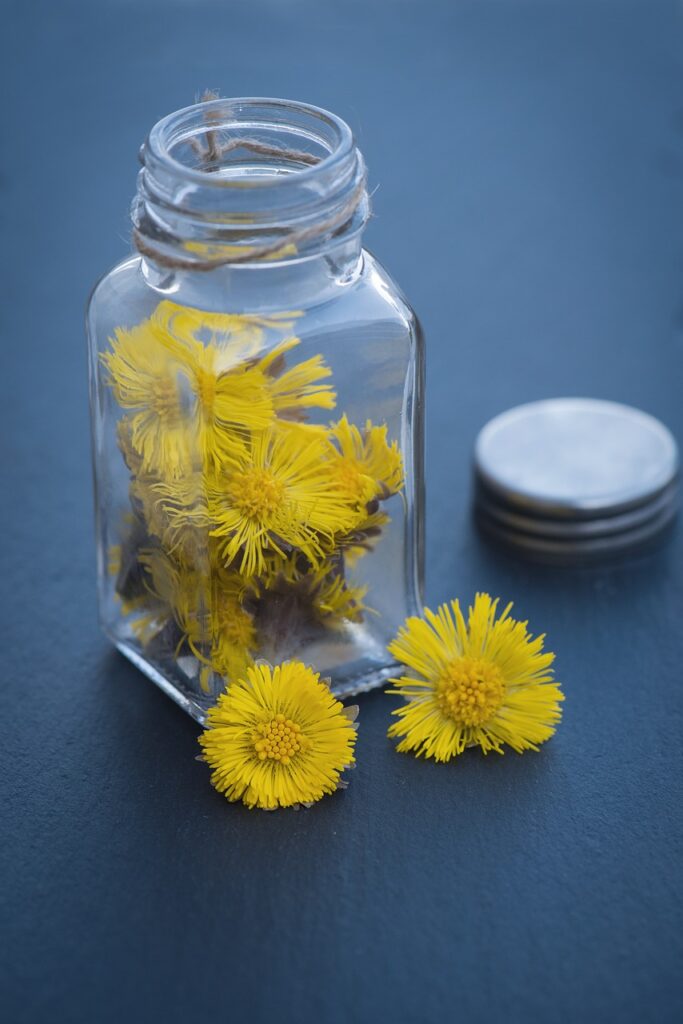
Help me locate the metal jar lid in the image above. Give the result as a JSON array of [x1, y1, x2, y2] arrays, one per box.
[[473, 398, 679, 563]]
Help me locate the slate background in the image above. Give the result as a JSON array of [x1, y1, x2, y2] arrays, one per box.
[[2, 1, 682, 1022]]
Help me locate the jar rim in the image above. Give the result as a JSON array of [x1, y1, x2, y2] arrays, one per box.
[[146, 96, 355, 189]]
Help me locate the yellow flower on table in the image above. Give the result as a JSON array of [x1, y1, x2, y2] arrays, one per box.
[[387, 593, 563, 761], [199, 661, 358, 810], [209, 426, 358, 577]]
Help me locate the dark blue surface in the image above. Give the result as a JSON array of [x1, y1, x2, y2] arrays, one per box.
[[2, 2, 682, 1021]]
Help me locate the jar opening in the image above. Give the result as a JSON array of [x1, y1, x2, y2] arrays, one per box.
[[134, 97, 368, 269], [149, 97, 353, 184]]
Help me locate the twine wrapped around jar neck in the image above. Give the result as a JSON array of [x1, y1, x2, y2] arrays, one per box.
[[133, 94, 369, 272]]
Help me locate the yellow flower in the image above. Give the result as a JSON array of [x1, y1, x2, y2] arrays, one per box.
[[209, 426, 357, 577], [102, 318, 272, 478], [105, 304, 338, 481], [325, 416, 403, 562], [259, 337, 336, 418], [153, 300, 302, 359], [328, 415, 404, 508], [155, 302, 336, 420], [106, 301, 405, 690], [306, 563, 368, 626], [199, 661, 358, 809], [387, 594, 563, 761], [132, 471, 211, 564], [139, 549, 256, 687], [257, 553, 369, 628]]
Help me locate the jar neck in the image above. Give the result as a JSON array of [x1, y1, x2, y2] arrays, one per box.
[[132, 97, 369, 280], [139, 238, 365, 312]]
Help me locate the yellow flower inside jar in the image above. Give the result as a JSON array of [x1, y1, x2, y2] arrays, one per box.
[[88, 96, 424, 718]]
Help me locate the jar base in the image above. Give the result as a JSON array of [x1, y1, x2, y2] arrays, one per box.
[[111, 636, 399, 724]]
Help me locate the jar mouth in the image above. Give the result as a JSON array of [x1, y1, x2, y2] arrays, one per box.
[[134, 97, 368, 269], [146, 97, 355, 188]]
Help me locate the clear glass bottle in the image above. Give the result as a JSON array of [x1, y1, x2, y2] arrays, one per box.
[[86, 97, 424, 722]]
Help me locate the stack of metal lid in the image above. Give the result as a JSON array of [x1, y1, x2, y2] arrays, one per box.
[[473, 398, 679, 563]]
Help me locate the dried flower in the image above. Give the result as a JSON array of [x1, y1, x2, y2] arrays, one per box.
[[387, 594, 563, 761], [199, 661, 358, 809]]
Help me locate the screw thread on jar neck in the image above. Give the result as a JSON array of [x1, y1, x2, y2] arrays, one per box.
[[132, 97, 370, 272]]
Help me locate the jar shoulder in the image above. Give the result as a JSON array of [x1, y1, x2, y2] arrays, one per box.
[[359, 250, 418, 323], [87, 256, 153, 335], [87, 250, 420, 342]]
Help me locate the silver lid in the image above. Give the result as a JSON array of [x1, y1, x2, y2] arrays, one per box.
[[474, 398, 679, 518], [476, 500, 679, 564], [473, 398, 679, 562], [475, 479, 679, 540]]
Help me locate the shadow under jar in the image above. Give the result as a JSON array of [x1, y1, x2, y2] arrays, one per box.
[[87, 97, 424, 722]]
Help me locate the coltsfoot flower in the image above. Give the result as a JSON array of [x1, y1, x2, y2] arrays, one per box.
[[152, 300, 303, 362], [256, 553, 368, 627], [208, 426, 357, 577], [138, 549, 256, 687], [102, 319, 272, 478], [387, 593, 563, 761], [199, 661, 358, 810], [327, 415, 403, 562], [328, 414, 403, 510], [102, 303, 336, 480]]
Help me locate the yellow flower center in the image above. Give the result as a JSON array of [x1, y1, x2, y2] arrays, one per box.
[[229, 468, 285, 518], [253, 713, 306, 765], [437, 657, 505, 727]]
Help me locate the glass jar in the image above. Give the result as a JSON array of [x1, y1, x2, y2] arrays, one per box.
[[86, 97, 424, 722]]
